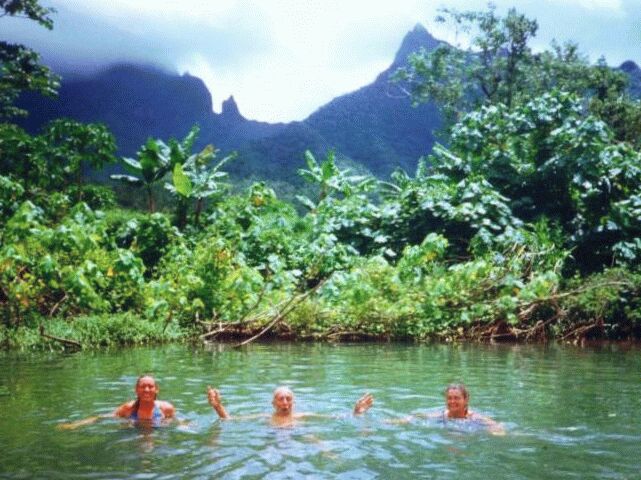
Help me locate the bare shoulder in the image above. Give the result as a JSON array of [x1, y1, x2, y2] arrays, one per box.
[[114, 400, 136, 417], [158, 400, 175, 418]]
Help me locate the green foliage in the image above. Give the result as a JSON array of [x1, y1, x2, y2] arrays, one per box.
[[307, 225, 567, 339], [112, 126, 201, 212], [167, 141, 235, 227], [394, 5, 628, 125], [65, 184, 117, 210], [148, 235, 268, 326], [0, 0, 60, 119], [297, 150, 375, 208], [590, 95, 641, 149], [0, 202, 147, 324], [2, 6, 641, 344], [296, 150, 383, 257], [560, 268, 641, 338], [0, 313, 186, 350], [0, 120, 116, 190], [379, 156, 520, 256], [110, 210, 179, 273], [395, 5, 538, 119], [0, 175, 24, 225], [389, 90, 640, 271], [230, 183, 302, 269], [40, 119, 117, 184]]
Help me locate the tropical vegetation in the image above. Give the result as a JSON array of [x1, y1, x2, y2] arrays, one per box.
[[2, 2, 641, 350]]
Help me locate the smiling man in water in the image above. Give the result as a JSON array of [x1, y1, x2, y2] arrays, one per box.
[[207, 385, 373, 427]]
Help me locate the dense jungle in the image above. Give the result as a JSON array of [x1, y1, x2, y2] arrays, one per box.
[[2, 1, 641, 350]]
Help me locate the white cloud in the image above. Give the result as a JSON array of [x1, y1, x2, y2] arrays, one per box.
[[545, 0, 624, 12]]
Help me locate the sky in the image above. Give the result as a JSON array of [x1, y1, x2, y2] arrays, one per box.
[[4, 0, 641, 122]]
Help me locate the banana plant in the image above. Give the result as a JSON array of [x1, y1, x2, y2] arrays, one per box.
[[168, 145, 236, 227], [111, 127, 199, 212], [297, 150, 375, 210]]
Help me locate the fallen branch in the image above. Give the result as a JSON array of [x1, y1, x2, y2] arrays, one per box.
[[236, 283, 268, 325], [39, 325, 82, 350], [199, 320, 246, 340], [232, 277, 329, 348], [48, 294, 68, 317], [514, 280, 631, 312], [561, 318, 603, 341]]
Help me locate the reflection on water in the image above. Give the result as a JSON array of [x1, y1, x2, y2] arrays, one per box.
[[0, 342, 640, 479]]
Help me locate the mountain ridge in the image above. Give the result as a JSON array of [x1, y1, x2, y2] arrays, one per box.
[[17, 25, 641, 189]]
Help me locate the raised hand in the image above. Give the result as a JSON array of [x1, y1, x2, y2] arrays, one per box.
[[207, 387, 222, 407], [207, 386, 230, 419], [354, 392, 373, 415]]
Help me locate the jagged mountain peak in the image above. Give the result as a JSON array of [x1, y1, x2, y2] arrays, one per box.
[[221, 95, 243, 120], [393, 23, 441, 65]]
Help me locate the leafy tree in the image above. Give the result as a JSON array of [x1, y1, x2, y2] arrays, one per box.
[[40, 119, 116, 186], [394, 5, 628, 123], [0, 174, 24, 225], [425, 91, 641, 271], [394, 5, 537, 120], [0, 0, 59, 119], [379, 160, 519, 257], [590, 93, 641, 149], [0, 120, 116, 191]]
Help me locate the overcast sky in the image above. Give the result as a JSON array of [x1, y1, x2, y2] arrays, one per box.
[[4, 0, 640, 122]]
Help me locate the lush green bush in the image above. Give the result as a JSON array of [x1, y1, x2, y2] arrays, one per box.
[[0, 202, 147, 324]]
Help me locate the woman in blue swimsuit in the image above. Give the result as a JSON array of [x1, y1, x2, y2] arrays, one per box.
[[114, 375, 175, 423], [387, 383, 505, 435], [59, 375, 175, 429]]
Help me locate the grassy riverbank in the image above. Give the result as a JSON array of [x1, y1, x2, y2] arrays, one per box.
[[0, 314, 186, 350]]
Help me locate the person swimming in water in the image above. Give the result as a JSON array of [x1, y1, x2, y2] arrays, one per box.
[[114, 375, 175, 422], [58, 375, 175, 429], [207, 385, 373, 427], [390, 383, 505, 435]]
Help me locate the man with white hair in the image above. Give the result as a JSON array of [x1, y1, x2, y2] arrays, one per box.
[[207, 385, 373, 427]]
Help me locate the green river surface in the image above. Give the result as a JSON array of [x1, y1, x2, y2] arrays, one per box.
[[0, 342, 639, 479]]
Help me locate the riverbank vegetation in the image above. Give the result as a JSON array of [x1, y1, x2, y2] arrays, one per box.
[[2, 3, 641, 349]]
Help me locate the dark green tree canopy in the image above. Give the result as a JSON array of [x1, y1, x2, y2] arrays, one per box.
[[393, 4, 631, 125], [0, 0, 59, 119]]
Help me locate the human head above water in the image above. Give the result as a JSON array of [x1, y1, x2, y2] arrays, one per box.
[[135, 375, 159, 402], [444, 383, 469, 400], [272, 386, 294, 414], [444, 383, 469, 417]]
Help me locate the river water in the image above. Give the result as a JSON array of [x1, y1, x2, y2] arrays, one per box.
[[0, 342, 639, 479]]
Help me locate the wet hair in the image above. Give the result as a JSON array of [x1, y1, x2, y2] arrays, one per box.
[[445, 383, 469, 416], [132, 375, 157, 414], [272, 386, 294, 399], [444, 383, 469, 400]]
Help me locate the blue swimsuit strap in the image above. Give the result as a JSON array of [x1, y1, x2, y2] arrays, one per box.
[[129, 401, 163, 421]]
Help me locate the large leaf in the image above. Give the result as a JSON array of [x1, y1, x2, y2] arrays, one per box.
[[296, 195, 317, 210], [304, 150, 318, 171], [173, 163, 192, 197], [121, 157, 141, 172]]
